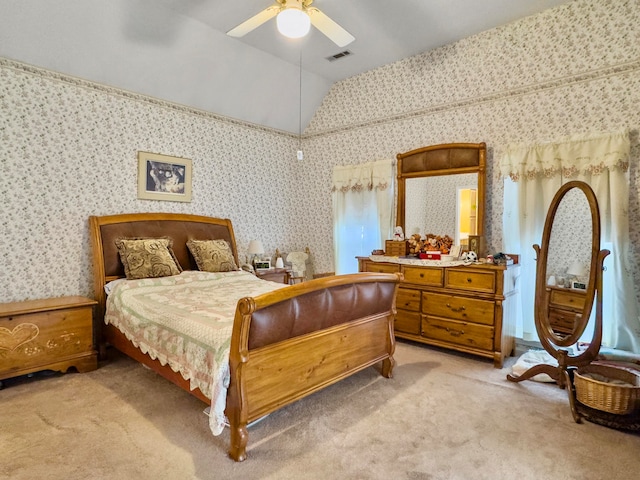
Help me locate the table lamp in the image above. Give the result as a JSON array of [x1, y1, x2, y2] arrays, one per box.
[[567, 261, 587, 289], [247, 240, 264, 267]]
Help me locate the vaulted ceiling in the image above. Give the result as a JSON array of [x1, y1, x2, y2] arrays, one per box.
[[0, 0, 573, 133]]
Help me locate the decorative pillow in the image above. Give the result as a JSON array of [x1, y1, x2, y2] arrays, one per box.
[[186, 239, 238, 272], [115, 237, 182, 280]]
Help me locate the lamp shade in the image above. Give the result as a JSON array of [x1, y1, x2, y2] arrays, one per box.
[[247, 240, 264, 255], [567, 261, 586, 277], [276, 8, 310, 39]]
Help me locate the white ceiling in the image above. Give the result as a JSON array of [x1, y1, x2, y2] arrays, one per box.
[[0, 0, 573, 133]]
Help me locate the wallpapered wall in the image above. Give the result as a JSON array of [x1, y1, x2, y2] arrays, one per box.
[[301, 0, 640, 277], [2, 0, 640, 303], [0, 60, 309, 302]]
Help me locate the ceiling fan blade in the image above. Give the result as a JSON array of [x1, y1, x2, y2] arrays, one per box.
[[227, 6, 280, 38], [308, 7, 354, 47]]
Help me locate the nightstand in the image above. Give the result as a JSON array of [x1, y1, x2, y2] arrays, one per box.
[[0, 296, 98, 385], [255, 267, 290, 284]]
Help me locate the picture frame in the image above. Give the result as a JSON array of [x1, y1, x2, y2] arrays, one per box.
[[137, 151, 192, 202], [468, 235, 483, 257]]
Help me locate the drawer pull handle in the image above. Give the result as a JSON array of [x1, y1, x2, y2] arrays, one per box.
[[447, 328, 464, 337], [446, 303, 466, 313], [419, 273, 424, 278], [434, 324, 465, 337], [466, 278, 472, 283]]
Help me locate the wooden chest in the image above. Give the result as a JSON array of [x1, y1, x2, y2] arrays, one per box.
[[385, 240, 409, 257], [0, 296, 98, 382]]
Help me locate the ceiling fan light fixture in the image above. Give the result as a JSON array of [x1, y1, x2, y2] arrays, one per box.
[[277, 8, 311, 39]]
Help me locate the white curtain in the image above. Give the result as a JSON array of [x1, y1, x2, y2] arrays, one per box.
[[501, 130, 640, 352], [332, 159, 395, 274]]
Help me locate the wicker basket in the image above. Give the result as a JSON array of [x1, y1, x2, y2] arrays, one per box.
[[574, 364, 640, 415]]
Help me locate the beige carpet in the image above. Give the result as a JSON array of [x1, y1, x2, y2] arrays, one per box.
[[1, 341, 639, 480]]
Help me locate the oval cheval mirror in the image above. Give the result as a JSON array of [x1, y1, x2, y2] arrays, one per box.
[[507, 181, 610, 410]]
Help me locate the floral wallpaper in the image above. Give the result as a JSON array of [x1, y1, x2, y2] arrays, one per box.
[[2, 0, 640, 303], [301, 0, 640, 278], [0, 60, 310, 302]]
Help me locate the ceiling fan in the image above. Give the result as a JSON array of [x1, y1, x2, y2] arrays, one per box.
[[227, 0, 355, 47]]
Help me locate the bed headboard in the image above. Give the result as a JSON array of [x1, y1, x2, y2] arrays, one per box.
[[89, 213, 239, 318]]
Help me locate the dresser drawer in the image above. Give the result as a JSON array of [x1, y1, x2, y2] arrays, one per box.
[[422, 291, 495, 326], [363, 261, 401, 274], [395, 310, 421, 335], [396, 288, 421, 311], [422, 315, 494, 351], [548, 308, 578, 335], [445, 268, 495, 293], [549, 288, 586, 311], [403, 266, 443, 286]]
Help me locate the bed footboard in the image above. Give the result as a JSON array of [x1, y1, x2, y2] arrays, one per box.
[[226, 272, 401, 461]]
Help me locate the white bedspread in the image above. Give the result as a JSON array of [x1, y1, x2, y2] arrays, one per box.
[[105, 270, 286, 435]]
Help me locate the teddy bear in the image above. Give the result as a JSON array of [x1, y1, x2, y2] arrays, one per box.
[[393, 226, 405, 241], [439, 235, 453, 254], [407, 233, 423, 255], [424, 234, 440, 252]]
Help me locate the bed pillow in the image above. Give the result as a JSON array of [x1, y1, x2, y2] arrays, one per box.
[[115, 237, 182, 280], [186, 239, 238, 272]]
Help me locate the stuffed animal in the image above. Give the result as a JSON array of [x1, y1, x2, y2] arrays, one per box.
[[425, 234, 439, 251], [439, 235, 453, 254], [422, 234, 453, 254], [462, 251, 478, 264], [393, 226, 405, 241], [408, 233, 423, 255]]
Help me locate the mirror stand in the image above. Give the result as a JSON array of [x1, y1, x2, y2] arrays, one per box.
[[506, 181, 611, 423]]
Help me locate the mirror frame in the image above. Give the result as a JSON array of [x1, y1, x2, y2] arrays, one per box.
[[534, 181, 606, 351], [396, 143, 486, 243], [507, 181, 610, 396]]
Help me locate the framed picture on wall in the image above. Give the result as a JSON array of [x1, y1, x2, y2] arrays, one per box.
[[137, 151, 192, 202]]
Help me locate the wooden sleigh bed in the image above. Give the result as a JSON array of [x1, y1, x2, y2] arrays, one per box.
[[89, 212, 401, 461]]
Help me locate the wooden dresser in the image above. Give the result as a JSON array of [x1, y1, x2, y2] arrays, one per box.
[[358, 257, 519, 368], [0, 296, 98, 384], [546, 286, 586, 336]]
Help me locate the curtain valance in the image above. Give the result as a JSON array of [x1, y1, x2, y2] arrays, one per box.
[[332, 159, 394, 193], [500, 130, 630, 182]]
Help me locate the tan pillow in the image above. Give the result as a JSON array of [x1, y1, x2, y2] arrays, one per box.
[[115, 237, 182, 280], [187, 239, 238, 272]]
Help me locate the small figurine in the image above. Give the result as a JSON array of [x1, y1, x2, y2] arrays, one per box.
[[462, 251, 478, 264], [393, 226, 405, 241]]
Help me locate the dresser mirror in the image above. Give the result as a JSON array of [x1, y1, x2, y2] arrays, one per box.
[[507, 181, 610, 393], [404, 174, 478, 246], [397, 143, 486, 249]]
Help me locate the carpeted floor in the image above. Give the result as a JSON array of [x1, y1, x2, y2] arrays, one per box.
[[1, 341, 639, 480]]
